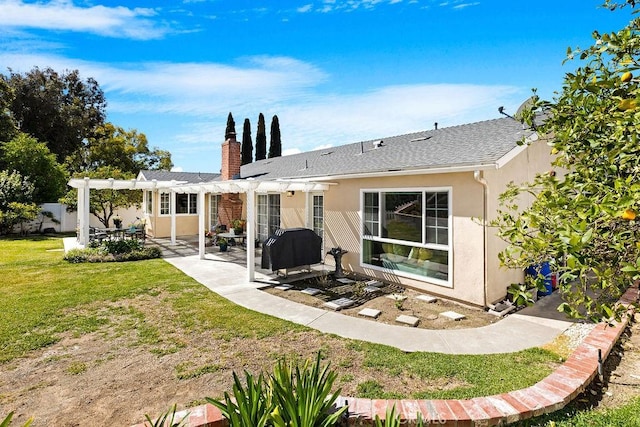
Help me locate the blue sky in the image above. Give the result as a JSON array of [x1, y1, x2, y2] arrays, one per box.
[[0, 1, 634, 173]]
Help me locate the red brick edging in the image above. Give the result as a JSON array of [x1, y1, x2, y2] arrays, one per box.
[[132, 286, 639, 427]]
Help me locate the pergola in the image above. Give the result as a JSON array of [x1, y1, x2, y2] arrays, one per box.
[[67, 177, 332, 282]]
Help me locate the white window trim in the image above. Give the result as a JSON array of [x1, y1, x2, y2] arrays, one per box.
[[359, 187, 453, 287], [158, 191, 199, 216]]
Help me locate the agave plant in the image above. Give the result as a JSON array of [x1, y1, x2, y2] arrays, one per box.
[[207, 370, 274, 427], [144, 404, 188, 427], [269, 352, 347, 427]]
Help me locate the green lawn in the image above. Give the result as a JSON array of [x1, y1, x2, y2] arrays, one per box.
[[516, 397, 640, 426], [1, 236, 560, 402]]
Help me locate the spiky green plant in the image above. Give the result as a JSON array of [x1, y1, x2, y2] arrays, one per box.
[[207, 370, 274, 427], [144, 404, 188, 427], [0, 412, 33, 427], [373, 405, 424, 427], [269, 352, 347, 427]]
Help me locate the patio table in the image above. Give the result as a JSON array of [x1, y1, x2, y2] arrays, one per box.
[[218, 232, 246, 248]]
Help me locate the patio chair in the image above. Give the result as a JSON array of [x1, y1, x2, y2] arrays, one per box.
[[89, 226, 108, 243]]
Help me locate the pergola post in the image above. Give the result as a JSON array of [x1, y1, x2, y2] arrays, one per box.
[[246, 185, 257, 282], [78, 177, 91, 246], [170, 188, 176, 245], [198, 190, 206, 260]]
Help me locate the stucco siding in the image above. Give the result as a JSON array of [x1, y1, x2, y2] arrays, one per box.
[[483, 138, 554, 303], [309, 173, 487, 306]]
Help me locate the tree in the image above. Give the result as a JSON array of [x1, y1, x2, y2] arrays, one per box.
[[255, 113, 267, 161], [494, 0, 640, 322], [225, 112, 236, 139], [60, 167, 142, 228], [2, 67, 107, 164], [268, 115, 282, 158], [70, 123, 172, 174], [1, 133, 68, 203], [0, 78, 17, 143], [241, 118, 253, 166], [0, 170, 38, 235]]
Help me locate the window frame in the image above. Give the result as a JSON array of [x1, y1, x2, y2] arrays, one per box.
[[159, 192, 199, 216], [360, 187, 453, 287], [257, 193, 281, 242], [160, 192, 170, 215], [144, 190, 153, 215]]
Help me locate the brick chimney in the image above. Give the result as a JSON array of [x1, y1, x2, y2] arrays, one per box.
[[221, 133, 241, 180], [219, 133, 243, 229]]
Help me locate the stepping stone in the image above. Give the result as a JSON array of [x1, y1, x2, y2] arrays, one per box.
[[365, 280, 384, 287], [358, 308, 382, 318], [386, 294, 407, 301], [301, 287, 322, 296], [363, 286, 380, 294], [336, 278, 355, 284], [425, 314, 439, 320], [396, 314, 420, 327], [440, 311, 466, 321], [274, 284, 293, 291], [416, 294, 437, 303], [323, 298, 355, 311]]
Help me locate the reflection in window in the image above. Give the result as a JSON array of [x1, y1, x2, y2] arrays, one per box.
[[361, 189, 450, 284]]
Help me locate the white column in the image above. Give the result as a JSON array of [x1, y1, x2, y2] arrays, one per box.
[[246, 185, 257, 282], [198, 190, 206, 260], [78, 177, 91, 246], [304, 190, 312, 229], [170, 190, 176, 245]]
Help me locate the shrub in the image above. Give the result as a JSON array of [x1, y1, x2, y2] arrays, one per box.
[[103, 238, 142, 255], [63, 247, 106, 263], [64, 241, 160, 263], [207, 352, 347, 427]]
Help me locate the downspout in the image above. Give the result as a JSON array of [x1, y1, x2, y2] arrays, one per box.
[[473, 170, 489, 307]]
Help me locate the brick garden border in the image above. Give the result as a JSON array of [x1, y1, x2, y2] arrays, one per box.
[[132, 285, 639, 427]]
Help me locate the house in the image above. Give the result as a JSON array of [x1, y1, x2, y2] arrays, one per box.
[[71, 115, 552, 307]]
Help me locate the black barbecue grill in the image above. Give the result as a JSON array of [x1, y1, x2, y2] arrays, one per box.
[[261, 228, 322, 272]]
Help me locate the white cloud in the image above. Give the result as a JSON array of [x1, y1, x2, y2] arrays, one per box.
[[297, 4, 313, 13], [0, 0, 167, 39], [0, 50, 526, 171], [453, 2, 480, 9]]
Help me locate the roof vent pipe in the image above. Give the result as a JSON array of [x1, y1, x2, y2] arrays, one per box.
[[434, 122, 438, 130]]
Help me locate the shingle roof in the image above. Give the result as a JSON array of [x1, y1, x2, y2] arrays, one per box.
[[138, 170, 221, 183], [241, 118, 535, 180]]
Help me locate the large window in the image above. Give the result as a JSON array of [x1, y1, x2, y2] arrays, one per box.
[[160, 193, 170, 215], [176, 193, 198, 214], [361, 188, 451, 285], [159, 192, 198, 215], [312, 194, 324, 242], [145, 191, 153, 215], [257, 194, 281, 242], [210, 194, 221, 227]]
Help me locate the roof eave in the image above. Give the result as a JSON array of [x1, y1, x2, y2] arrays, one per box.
[[277, 163, 501, 182]]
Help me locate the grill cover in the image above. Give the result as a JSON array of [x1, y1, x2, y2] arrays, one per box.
[[261, 228, 322, 271]]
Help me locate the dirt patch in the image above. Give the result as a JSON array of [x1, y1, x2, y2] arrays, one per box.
[[2, 285, 635, 427], [262, 273, 499, 330], [0, 289, 494, 427], [586, 313, 640, 409]]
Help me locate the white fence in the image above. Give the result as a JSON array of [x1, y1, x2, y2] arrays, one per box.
[[28, 203, 142, 233]]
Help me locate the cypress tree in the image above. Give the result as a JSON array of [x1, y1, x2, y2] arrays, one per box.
[[255, 113, 267, 161], [224, 112, 236, 139], [268, 115, 282, 158], [241, 118, 253, 165]]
